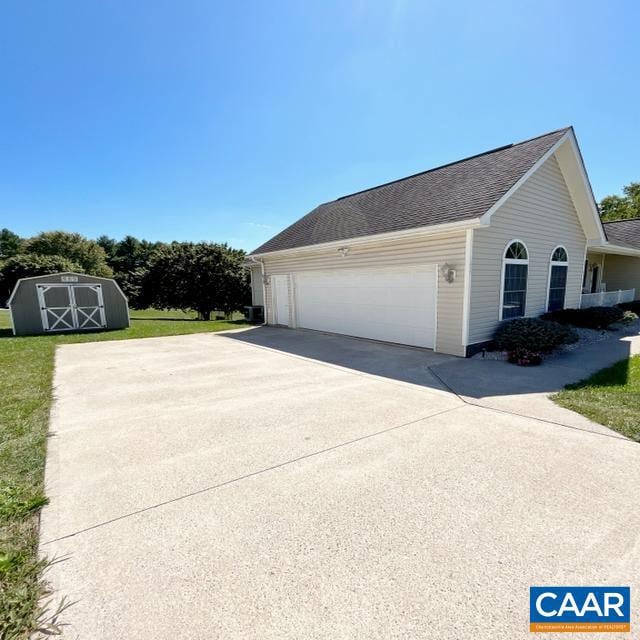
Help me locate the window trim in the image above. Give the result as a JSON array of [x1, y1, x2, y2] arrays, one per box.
[[499, 239, 529, 321], [545, 245, 569, 312]]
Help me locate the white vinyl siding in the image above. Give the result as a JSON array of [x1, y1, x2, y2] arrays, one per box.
[[468, 155, 587, 345], [600, 255, 640, 296], [261, 231, 467, 356]]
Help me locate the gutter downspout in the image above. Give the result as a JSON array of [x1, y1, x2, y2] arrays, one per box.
[[248, 256, 267, 325]]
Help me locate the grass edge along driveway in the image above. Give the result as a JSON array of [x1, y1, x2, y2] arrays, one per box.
[[0, 309, 248, 639], [553, 354, 640, 442]]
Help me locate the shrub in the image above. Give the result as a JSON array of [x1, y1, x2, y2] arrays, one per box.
[[494, 317, 578, 354], [542, 306, 625, 330], [507, 348, 543, 366], [620, 310, 639, 324], [618, 300, 640, 314]]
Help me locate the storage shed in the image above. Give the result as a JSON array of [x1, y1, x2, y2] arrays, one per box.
[[8, 272, 129, 336]]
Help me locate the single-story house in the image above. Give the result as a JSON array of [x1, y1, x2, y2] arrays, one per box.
[[247, 127, 640, 356]]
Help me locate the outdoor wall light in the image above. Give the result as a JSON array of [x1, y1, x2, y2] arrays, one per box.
[[441, 263, 457, 283], [337, 247, 350, 257]]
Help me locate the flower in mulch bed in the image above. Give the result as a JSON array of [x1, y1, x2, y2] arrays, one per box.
[[507, 348, 543, 366]]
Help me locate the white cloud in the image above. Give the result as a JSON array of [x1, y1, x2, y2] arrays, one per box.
[[246, 222, 273, 229]]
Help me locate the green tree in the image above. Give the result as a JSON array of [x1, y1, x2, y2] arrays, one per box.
[[111, 236, 164, 273], [96, 235, 118, 261], [0, 253, 82, 305], [0, 228, 24, 260], [145, 242, 250, 319], [599, 182, 640, 221], [98, 235, 166, 308], [25, 231, 112, 277], [625, 182, 640, 213]]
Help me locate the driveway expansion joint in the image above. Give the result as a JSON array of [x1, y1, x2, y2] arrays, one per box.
[[43, 404, 465, 545], [426, 364, 633, 444]]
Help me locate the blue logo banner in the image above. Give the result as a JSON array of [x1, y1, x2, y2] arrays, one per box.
[[530, 586, 630, 633]]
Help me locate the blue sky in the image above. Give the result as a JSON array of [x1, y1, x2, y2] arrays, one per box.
[[1, 1, 638, 251]]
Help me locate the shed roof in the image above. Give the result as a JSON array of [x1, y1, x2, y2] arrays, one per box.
[[251, 127, 570, 255], [7, 272, 126, 306]]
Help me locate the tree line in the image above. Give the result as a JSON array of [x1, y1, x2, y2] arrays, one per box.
[[1, 180, 637, 312], [0, 230, 251, 319]]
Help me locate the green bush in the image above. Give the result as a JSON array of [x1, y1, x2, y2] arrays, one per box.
[[541, 306, 625, 330], [494, 317, 578, 353], [618, 300, 640, 314]]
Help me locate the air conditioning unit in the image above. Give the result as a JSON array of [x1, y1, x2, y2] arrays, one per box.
[[244, 305, 264, 323]]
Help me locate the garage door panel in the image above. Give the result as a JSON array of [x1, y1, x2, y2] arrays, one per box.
[[294, 266, 436, 349], [296, 299, 430, 321], [297, 313, 431, 347]]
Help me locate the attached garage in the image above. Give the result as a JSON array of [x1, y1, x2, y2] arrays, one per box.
[[8, 272, 129, 336], [252, 230, 467, 356], [292, 265, 437, 349], [249, 128, 613, 356]]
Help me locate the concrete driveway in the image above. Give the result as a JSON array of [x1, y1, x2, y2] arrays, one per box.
[[41, 328, 640, 639]]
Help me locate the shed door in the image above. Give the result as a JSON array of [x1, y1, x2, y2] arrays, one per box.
[[72, 285, 106, 329], [37, 285, 75, 332], [294, 265, 437, 348], [37, 284, 106, 332]]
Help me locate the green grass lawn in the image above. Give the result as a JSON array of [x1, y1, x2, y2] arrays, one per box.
[[553, 355, 640, 441], [0, 308, 249, 638]]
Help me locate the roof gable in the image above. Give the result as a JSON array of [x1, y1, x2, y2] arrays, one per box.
[[251, 128, 571, 255]]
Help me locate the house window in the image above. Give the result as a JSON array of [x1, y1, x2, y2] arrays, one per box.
[[501, 240, 529, 319], [547, 246, 568, 312]]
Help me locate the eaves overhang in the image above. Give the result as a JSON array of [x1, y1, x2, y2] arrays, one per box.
[[249, 217, 485, 259], [586, 241, 640, 257]]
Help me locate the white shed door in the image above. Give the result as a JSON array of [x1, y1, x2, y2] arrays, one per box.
[[294, 265, 437, 348], [36, 283, 106, 332]]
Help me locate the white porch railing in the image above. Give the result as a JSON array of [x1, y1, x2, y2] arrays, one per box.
[[580, 288, 635, 308]]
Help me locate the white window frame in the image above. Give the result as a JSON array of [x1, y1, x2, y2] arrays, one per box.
[[499, 239, 529, 321], [545, 245, 569, 312]]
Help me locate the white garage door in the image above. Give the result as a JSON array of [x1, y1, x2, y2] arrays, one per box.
[[294, 265, 437, 349]]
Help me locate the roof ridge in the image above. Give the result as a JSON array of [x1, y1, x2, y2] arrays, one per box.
[[333, 127, 571, 203]]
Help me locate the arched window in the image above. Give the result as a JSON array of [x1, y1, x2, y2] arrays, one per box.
[[501, 240, 529, 319], [547, 246, 568, 311]]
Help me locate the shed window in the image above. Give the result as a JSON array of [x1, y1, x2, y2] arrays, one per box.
[[501, 241, 528, 320], [547, 246, 568, 312]]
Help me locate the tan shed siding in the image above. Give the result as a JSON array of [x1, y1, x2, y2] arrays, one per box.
[[261, 231, 467, 356], [249, 265, 264, 306], [469, 155, 587, 345], [602, 255, 640, 296]]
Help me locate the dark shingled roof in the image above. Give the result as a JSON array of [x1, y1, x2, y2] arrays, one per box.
[[603, 218, 640, 250], [251, 127, 571, 255]]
